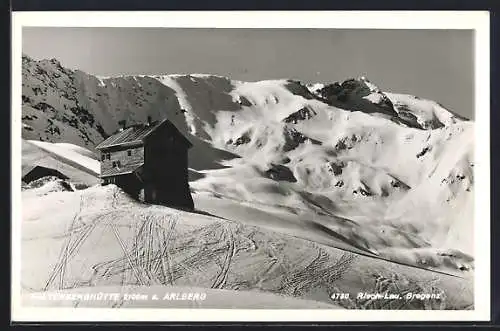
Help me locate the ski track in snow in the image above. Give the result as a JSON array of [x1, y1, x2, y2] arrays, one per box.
[[22, 185, 473, 309]]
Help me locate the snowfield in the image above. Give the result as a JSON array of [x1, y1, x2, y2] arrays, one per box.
[[19, 54, 475, 309], [21, 184, 472, 309], [27, 140, 100, 175], [22, 140, 99, 186]]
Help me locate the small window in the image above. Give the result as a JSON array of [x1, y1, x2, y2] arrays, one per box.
[[127, 150, 132, 156], [116, 161, 121, 167], [112, 161, 116, 167], [101, 154, 105, 161], [106, 153, 111, 160]]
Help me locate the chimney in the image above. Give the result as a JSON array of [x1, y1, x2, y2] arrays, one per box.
[[147, 116, 152, 126], [118, 120, 126, 131]]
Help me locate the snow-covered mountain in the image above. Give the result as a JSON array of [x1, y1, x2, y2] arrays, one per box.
[[21, 54, 474, 272]]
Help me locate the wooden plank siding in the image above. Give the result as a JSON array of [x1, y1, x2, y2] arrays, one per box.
[[100, 146, 144, 175]]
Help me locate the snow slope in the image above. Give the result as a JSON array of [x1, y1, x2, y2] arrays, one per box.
[[21, 184, 472, 310], [27, 140, 100, 175], [20, 55, 474, 274], [22, 140, 99, 186]]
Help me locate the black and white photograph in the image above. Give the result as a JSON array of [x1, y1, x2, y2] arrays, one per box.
[[11, 11, 490, 322]]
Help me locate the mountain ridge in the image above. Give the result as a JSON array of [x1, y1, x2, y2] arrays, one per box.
[[21, 54, 475, 273]]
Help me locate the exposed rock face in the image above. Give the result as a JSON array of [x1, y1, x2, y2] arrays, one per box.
[[316, 78, 398, 118], [283, 106, 318, 124], [283, 127, 321, 152], [265, 164, 297, 182]]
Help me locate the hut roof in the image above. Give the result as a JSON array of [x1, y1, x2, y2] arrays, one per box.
[[22, 165, 70, 183], [96, 118, 192, 150]]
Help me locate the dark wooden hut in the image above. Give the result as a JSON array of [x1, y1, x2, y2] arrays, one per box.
[[95, 117, 194, 210]]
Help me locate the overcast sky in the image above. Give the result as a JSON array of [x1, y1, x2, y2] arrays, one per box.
[[22, 27, 474, 119]]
